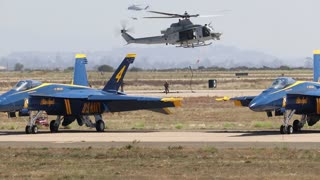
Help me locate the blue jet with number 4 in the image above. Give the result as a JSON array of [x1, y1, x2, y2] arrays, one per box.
[[0, 54, 181, 134], [225, 50, 320, 134]]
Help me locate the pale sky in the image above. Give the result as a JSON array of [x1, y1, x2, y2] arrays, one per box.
[[1, 0, 320, 58]]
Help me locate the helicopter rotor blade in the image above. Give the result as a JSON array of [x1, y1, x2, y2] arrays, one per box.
[[198, 15, 223, 18], [147, 10, 180, 17], [144, 16, 180, 19], [147, 10, 199, 19]]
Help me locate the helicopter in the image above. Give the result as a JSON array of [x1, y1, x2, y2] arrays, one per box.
[[127, 4, 149, 11], [121, 11, 222, 48]]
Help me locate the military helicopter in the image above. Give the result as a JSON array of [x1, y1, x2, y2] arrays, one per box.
[[121, 11, 222, 48], [127, 4, 149, 11]]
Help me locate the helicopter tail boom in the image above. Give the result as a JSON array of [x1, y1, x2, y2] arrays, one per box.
[[121, 31, 135, 44], [121, 30, 168, 45]]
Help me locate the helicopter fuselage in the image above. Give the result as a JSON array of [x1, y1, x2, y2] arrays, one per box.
[[121, 19, 221, 48]]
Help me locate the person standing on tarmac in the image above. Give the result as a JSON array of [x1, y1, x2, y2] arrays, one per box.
[[164, 81, 169, 94]]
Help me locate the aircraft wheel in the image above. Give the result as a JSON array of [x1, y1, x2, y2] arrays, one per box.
[[96, 120, 105, 132], [293, 120, 301, 132], [25, 125, 31, 134], [50, 120, 58, 133], [280, 125, 285, 134], [31, 125, 38, 134], [286, 125, 293, 134]]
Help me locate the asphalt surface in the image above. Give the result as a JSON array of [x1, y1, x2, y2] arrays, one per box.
[[1, 130, 320, 149]]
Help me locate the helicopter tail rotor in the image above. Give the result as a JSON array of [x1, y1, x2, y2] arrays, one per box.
[[120, 21, 135, 44], [121, 31, 135, 44]]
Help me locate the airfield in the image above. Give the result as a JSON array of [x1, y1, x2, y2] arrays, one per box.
[[1, 89, 320, 149], [0, 70, 317, 147], [1, 70, 320, 179]]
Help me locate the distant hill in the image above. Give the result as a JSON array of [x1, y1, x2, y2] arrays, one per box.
[[0, 45, 309, 70]]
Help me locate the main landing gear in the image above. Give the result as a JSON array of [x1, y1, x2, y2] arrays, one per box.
[[50, 115, 62, 133], [25, 113, 106, 134], [291, 115, 306, 133], [280, 110, 306, 134], [48, 115, 106, 133], [94, 115, 105, 132]]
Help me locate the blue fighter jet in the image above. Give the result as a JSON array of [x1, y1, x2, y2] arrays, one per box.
[[0, 54, 90, 118], [229, 50, 320, 134], [0, 54, 181, 134]]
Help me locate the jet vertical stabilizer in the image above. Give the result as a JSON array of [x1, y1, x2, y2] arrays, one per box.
[[103, 54, 136, 92], [313, 50, 320, 82], [73, 54, 89, 86]]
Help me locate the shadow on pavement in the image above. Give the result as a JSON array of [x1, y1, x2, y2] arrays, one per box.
[[0, 129, 160, 136]]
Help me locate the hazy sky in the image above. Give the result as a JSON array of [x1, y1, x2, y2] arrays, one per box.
[[1, 0, 320, 58]]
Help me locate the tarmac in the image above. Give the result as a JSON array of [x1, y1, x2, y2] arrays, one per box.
[[126, 89, 263, 98], [1, 130, 320, 149]]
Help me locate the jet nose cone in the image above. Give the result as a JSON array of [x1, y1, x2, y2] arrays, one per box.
[[248, 97, 268, 112], [249, 102, 261, 111]]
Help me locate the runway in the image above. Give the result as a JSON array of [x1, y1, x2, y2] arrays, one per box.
[[126, 89, 263, 97], [1, 130, 320, 149]]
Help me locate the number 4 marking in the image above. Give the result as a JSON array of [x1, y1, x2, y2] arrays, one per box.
[[115, 66, 126, 82]]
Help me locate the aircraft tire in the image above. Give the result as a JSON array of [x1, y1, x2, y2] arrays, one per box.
[[286, 125, 293, 134], [25, 125, 31, 134], [293, 120, 301, 132], [280, 125, 285, 134], [50, 120, 58, 133], [31, 125, 38, 134], [96, 120, 105, 132]]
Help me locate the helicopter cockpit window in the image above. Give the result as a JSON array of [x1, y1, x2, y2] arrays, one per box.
[[13, 80, 42, 91], [202, 26, 211, 37], [270, 77, 296, 89]]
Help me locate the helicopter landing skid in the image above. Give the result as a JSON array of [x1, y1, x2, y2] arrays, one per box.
[[176, 42, 212, 48]]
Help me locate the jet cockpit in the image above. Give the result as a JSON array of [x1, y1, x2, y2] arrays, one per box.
[[13, 80, 42, 91], [270, 77, 296, 89]]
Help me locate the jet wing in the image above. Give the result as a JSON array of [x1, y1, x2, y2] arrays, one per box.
[[230, 96, 256, 107], [29, 93, 182, 115], [88, 95, 182, 113]]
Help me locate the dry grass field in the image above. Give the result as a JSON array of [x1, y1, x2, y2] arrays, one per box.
[[0, 146, 320, 179], [0, 69, 313, 91]]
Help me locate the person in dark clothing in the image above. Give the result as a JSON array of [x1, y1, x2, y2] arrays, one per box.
[[164, 81, 169, 94]]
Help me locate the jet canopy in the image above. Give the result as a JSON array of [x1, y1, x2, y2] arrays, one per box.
[[13, 80, 42, 91], [270, 77, 296, 89]]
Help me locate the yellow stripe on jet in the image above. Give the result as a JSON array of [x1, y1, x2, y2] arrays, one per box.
[[126, 54, 136, 58], [162, 108, 172, 114], [161, 97, 182, 107], [270, 81, 304, 95], [313, 50, 320, 54], [215, 96, 230, 101], [234, 100, 243, 106], [12, 83, 91, 95], [64, 99, 72, 115], [75, 54, 86, 58]]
